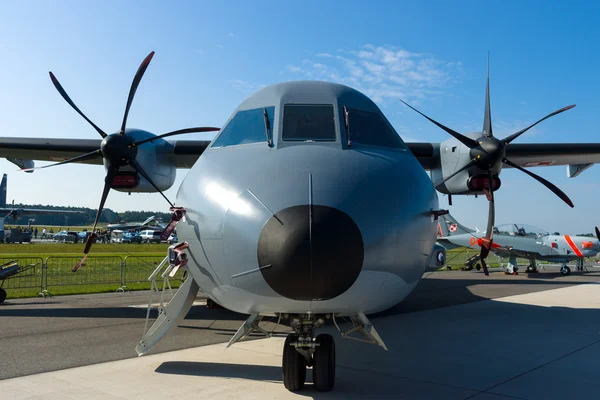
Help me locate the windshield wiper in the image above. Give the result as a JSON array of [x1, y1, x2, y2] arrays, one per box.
[[263, 108, 273, 147], [343, 105, 351, 147]]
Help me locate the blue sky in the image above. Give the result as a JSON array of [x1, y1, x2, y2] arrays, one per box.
[[1, 1, 599, 232]]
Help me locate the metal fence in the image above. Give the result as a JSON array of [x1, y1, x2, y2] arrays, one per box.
[[122, 255, 165, 285], [1, 254, 187, 297], [3, 251, 597, 298], [0, 257, 44, 294], [43, 256, 125, 295]]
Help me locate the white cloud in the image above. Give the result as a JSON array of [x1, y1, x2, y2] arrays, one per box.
[[229, 79, 265, 93], [283, 45, 462, 104], [228, 32, 235, 37]]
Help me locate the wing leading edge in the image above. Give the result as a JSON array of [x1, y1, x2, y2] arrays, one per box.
[[2, 137, 600, 172]]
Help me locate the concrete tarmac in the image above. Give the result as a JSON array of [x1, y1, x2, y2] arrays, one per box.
[[1, 268, 600, 399]]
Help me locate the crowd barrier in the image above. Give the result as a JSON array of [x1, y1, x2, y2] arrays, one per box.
[[2, 252, 596, 297], [2, 254, 185, 297], [0, 257, 45, 295]]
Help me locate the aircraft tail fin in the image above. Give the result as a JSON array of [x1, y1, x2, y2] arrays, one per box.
[[0, 174, 6, 208], [438, 213, 476, 237]]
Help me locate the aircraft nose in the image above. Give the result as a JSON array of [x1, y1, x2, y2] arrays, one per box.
[[257, 205, 364, 301]]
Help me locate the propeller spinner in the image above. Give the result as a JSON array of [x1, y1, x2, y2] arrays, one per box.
[[25, 51, 220, 272], [400, 60, 575, 276]]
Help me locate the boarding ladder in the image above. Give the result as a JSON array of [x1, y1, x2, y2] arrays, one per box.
[[136, 241, 199, 356]]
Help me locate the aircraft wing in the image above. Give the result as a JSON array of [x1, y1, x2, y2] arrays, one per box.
[[407, 142, 600, 173], [3, 138, 600, 172], [491, 247, 542, 260], [0, 137, 212, 169]]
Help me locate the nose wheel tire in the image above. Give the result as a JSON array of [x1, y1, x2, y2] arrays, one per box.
[[282, 334, 306, 391], [312, 334, 336, 392], [560, 266, 571, 276], [0, 288, 6, 303]]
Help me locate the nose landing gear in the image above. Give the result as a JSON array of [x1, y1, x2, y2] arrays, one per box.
[[282, 315, 336, 392]]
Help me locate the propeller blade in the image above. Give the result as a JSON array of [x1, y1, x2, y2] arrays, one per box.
[[595, 226, 600, 242], [502, 104, 576, 144], [129, 159, 174, 208], [49, 72, 108, 138], [120, 51, 155, 135], [478, 170, 495, 276], [436, 158, 478, 188], [19, 150, 102, 172], [502, 158, 574, 208], [131, 127, 221, 147], [73, 165, 118, 272], [483, 54, 492, 137], [399, 99, 479, 148]]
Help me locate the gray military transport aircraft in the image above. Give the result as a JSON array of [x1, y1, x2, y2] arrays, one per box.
[[3, 51, 600, 392], [437, 213, 600, 276]]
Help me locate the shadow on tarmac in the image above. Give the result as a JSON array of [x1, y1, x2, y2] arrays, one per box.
[[155, 275, 600, 399]]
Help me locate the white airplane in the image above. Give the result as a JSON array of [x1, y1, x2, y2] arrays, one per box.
[[2, 52, 600, 392]]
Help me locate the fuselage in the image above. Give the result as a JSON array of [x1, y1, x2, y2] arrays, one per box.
[[174, 81, 439, 316]]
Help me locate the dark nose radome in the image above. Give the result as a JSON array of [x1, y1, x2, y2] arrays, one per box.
[[257, 205, 364, 301]]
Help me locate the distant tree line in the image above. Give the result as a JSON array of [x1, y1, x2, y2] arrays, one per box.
[[3, 203, 172, 226]]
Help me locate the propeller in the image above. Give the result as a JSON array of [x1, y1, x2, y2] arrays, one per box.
[[400, 57, 575, 274], [32, 51, 221, 272], [595, 227, 600, 242]]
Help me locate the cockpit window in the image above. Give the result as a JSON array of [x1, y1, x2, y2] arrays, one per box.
[[282, 104, 336, 141], [212, 107, 274, 148], [493, 224, 549, 238], [346, 108, 406, 149]]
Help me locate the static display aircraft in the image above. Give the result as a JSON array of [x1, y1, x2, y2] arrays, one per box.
[[0, 173, 84, 241], [106, 215, 163, 232], [3, 51, 600, 392], [437, 213, 600, 276]]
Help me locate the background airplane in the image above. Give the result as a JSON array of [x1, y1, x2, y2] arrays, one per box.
[[106, 215, 163, 232], [0, 174, 84, 242], [437, 213, 600, 276], [3, 52, 600, 392]]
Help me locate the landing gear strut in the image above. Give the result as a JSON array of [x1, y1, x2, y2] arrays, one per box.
[[228, 312, 385, 393], [505, 255, 519, 275], [281, 314, 336, 392], [526, 260, 538, 273], [575, 258, 586, 272]]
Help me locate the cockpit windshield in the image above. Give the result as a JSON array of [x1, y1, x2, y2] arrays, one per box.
[[492, 224, 549, 238], [282, 104, 336, 141], [346, 108, 406, 149]]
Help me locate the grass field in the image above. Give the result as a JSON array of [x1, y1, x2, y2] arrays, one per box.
[[0, 242, 169, 259], [1, 243, 177, 299], [0, 243, 501, 301]]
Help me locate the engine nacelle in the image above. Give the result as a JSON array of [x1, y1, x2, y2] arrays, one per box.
[[432, 136, 502, 196], [104, 129, 176, 193], [7, 158, 34, 173]]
